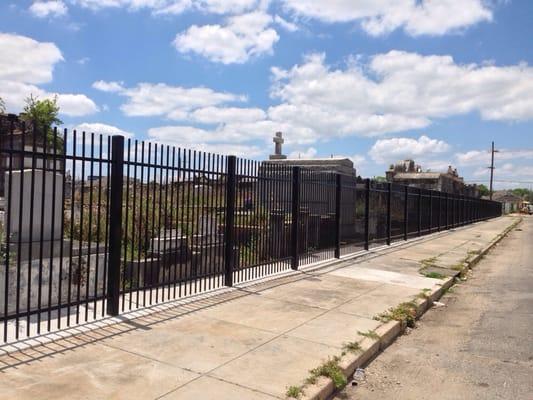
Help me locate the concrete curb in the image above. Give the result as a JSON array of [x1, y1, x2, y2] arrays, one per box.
[[292, 217, 522, 400]]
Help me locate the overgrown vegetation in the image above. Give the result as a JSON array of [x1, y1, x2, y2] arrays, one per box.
[[423, 271, 446, 279], [375, 301, 418, 328], [342, 341, 362, 354], [307, 356, 347, 389], [21, 95, 64, 150], [417, 288, 432, 300], [357, 330, 380, 340], [286, 385, 303, 399]]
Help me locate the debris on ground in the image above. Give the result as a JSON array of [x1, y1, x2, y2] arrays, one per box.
[[351, 368, 366, 386], [433, 301, 446, 307]]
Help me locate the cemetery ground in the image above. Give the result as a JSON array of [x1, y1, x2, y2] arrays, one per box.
[[335, 215, 533, 400], [0, 215, 522, 400]]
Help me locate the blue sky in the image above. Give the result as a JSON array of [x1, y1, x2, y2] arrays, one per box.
[[0, 0, 532, 189]]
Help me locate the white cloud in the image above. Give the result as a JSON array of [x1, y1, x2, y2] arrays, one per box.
[[189, 106, 266, 124], [147, 125, 264, 157], [174, 11, 279, 64], [72, 0, 259, 15], [281, 0, 492, 36], [0, 33, 98, 117], [457, 149, 533, 166], [267, 51, 533, 142], [349, 154, 366, 166], [118, 82, 246, 117], [29, 1, 68, 18], [288, 147, 317, 159], [56, 94, 99, 116], [274, 14, 299, 32], [92, 80, 125, 93], [76, 57, 90, 65], [369, 135, 450, 164], [0, 33, 63, 84], [74, 122, 134, 138]]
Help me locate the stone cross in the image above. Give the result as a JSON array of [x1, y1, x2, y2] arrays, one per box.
[[270, 132, 287, 160], [274, 132, 284, 155]]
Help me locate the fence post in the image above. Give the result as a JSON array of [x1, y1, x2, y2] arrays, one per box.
[[291, 167, 301, 270], [106, 135, 124, 317], [364, 179, 370, 251], [417, 188, 422, 237], [224, 155, 237, 287], [334, 174, 342, 258], [404, 186, 408, 241], [386, 183, 392, 245]]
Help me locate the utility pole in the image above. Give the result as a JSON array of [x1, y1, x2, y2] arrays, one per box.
[[488, 141, 498, 200]]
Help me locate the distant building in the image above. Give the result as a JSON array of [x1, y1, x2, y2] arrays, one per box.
[[491, 191, 522, 214], [386, 159, 479, 197], [263, 132, 357, 177]]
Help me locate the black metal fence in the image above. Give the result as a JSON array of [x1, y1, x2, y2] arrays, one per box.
[[0, 125, 502, 343]]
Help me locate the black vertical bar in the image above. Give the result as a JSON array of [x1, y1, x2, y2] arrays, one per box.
[[290, 166, 301, 269], [404, 186, 408, 241], [224, 155, 237, 286], [47, 128, 58, 331], [93, 134, 103, 318], [26, 123, 37, 336], [417, 188, 422, 237], [121, 139, 130, 311], [15, 122, 26, 339], [67, 130, 76, 326], [437, 192, 441, 232], [428, 190, 433, 233], [3, 119, 14, 341], [106, 136, 124, 316], [364, 179, 370, 251], [444, 193, 449, 229], [76, 132, 85, 324], [84, 133, 95, 321], [334, 174, 341, 258], [386, 182, 392, 245], [101, 136, 111, 317]]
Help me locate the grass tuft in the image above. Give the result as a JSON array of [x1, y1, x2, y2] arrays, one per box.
[[342, 341, 362, 354], [357, 330, 380, 340], [286, 385, 303, 398], [423, 271, 446, 279], [307, 356, 347, 389], [375, 301, 418, 328]]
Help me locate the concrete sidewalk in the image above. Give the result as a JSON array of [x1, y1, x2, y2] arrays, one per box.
[[0, 216, 519, 400]]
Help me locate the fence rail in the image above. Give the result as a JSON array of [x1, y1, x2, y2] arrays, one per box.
[[0, 125, 502, 343]]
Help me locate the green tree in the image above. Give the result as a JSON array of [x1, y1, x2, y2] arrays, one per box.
[[477, 184, 490, 197], [511, 188, 532, 200], [373, 176, 388, 182], [22, 94, 63, 148]]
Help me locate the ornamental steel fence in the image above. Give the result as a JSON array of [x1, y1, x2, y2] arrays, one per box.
[[0, 123, 502, 343]]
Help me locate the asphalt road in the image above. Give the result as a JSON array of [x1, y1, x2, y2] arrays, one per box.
[[335, 216, 533, 400]]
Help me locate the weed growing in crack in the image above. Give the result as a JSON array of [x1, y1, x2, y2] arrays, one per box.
[[357, 330, 380, 340], [423, 271, 446, 279], [342, 341, 362, 355], [286, 385, 303, 398], [307, 356, 347, 389], [375, 301, 418, 328]]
